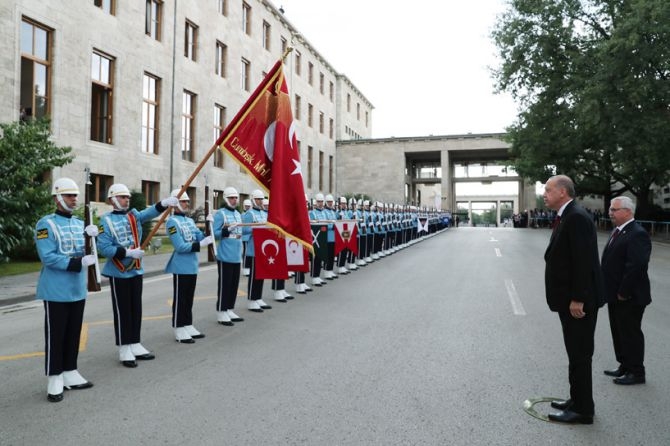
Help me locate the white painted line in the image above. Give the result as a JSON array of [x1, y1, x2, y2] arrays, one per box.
[[505, 279, 526, 316], [489, 237, 498, 242], [495, 248, 502, 257]]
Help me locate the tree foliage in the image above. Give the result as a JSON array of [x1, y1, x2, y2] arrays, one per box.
[[0, 119, 73, 261], [493, 0, 670, 217]]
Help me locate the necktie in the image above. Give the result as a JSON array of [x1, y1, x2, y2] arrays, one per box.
[[608, 228, 620, 246], [552, 215, 561, 232]]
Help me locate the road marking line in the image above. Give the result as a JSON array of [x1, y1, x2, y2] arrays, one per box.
[[495, 248, 502, 257], [505, 279, 526, 316]]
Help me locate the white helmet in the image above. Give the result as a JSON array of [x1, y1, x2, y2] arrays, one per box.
[[363, 200, 370, 206], [262, 198, 269, 207], [107, 183, 131, 198], [251, 189, 265, 200], [170, 188, 190, 201], [51, 177, 79, 196], [223, 186, 239, 208], [339, 196, 347, 204], [315, 193, 325, 201], [325, 194, 334, 203], [243, 199, 251, 209], [51, 178, 79, 212]]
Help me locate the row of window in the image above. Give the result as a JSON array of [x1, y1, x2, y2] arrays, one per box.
[[344, 125, 364, 140]]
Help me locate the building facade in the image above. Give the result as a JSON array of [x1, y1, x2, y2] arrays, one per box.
[[1, 0, 373, 211]]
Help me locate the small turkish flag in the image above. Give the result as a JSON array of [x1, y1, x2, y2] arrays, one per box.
[[286, 237, 310, 272], [253, 228, 289, 279]]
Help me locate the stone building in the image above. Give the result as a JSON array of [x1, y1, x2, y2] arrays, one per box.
[[1, 0, 372, 210]]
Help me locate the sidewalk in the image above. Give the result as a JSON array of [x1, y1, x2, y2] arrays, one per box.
[[0, 251, 209, 308]]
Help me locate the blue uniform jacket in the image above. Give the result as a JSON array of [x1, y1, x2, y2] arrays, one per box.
[[97, 204, 163, 278], [165, 213, 205, 274], [213, 206, 243, 263], [34, 211, 87, 302], [242, 207, 267, 257]]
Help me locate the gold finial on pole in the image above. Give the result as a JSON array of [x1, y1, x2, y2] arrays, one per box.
[[281, 46, 293, 62]]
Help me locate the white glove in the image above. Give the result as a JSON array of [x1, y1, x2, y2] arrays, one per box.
[[199, 235, 214, 247], [206, 214, 214, 222], [81, 255, 97, 267], [84, 225, 99, 237], [161, 196, 180, 208], [126, 248, 145, 259], [228, 222, 239, 229]]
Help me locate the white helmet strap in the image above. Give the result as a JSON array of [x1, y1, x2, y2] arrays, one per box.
[[111, 196, 129, 211], [56, 194, 74, 213]]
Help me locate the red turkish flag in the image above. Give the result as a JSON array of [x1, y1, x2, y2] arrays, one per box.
[[216, 59, 313, 255], [334, 221, 359, 256], [252, 228, 289, 279]]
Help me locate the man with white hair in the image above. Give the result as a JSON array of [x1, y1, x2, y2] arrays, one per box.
[[601, 196, 652, 385]]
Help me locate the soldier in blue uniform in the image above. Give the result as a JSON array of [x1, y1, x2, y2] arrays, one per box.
[[35, 178, 98, 402], [165, 189, 213, 343], [309, 193, 328, 286], [241, 199, 252, 277], [97, 183, 179, 367], [323, 194, 339, 280], [242, 190, 272, 312], [213, 187, 244, 325], [335, 197, 352, 275]]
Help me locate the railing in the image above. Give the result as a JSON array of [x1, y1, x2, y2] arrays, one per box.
[[598, 218, 670, 240]]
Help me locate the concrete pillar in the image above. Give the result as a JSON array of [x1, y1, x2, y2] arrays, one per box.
[[496, 200, 501, 227]]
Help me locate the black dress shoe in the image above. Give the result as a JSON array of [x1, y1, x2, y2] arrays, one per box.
[[65, 381, 94, 390], [122, 360, 137, 368], [47, 393, 64, 403], [296, 290, 306, 295], [176, 338, 195, 344], [248, 308, 263, 313], [284, 294, 294, 300], [191, 333, 205, 339], [229, 316, 244, 322], [218, 321, 234, 326], [135, 353, 155, 360], [613, 373, 645, 385], [273, 298, 287, 303], [604, 366, 626, 377], [259, 304, 272, 309], [548, 410, 593, 424], [550, 399, 572, 410]]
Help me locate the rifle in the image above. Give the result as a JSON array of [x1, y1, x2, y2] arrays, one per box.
[[84, 167, 102, 292], [204, 181, 217, 261]]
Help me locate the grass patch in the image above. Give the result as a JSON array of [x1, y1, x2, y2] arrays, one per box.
[[0, 261, 42, 276]]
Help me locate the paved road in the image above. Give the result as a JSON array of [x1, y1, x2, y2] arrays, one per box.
[[1, 228, 668, 445]]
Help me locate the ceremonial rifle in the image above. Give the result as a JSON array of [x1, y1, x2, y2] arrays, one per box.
[[84, 167, 102, 292], [204, 180, 217, 261]]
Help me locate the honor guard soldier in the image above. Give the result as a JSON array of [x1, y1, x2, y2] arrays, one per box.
[[213, 187, 244, 326], [242, 190, 272, 312], [165, 189, 213, 343], [268, 196, 294, 302], [323, 194, 338, 279], [293, 194, 313, 294], [241, 199, 252, 277], [362, 200, 374, 263], [335, 197, 352, 274], [309, 193, 328, 286], [35, 178, 97, 402], [97, 183, 180, 367]]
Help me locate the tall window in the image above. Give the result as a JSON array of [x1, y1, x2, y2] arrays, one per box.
[[294, 51, 301, 75], [307, 146, 313, 188], [319, 112, 324, 134], [280, 36, 287, 55], [319, 73, 324, 94], [91, 51, 114, 143], [215, 41, 227, 77], [308, 62, 313, 85], [184, 20, 198, 61], [365, 111, 369, 127], [328, 155, 333, 193], [181, 91, 196, 161], [20, 18, 51, 121], [307, 103, 313, 127], [294, 94, 301, 120], [318, 151, 324, 191], [142, 180, 160, 205], [329, 81, 334, 101], [242, 2, 251, 35], [357, 103, 361, 120], [94, 0, 114, 14], [145, 0, 162, 40], [213, 104, 226, 168], [329, 118, 334, 139], [218, 0, 227, 15], [90, 174, 113, 202], [262, 21, 271, 50], [241, 58, 250, 91], [141, 73, 160, 154], [213, 189, 224, 209], [346, 94, 351, 112]]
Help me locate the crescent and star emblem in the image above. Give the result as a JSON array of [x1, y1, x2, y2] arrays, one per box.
[[261, 239, 280, 264]]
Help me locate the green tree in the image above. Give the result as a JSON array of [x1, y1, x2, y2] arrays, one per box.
[[492, 0, 670, 218], [0, 119, 73, 261], [129, 190, 153, 244]]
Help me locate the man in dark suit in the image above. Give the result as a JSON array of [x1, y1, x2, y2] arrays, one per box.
[[543, 175, 605, 424], [601, 196, 652, 385]]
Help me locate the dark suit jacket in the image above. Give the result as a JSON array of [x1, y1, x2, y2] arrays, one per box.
[[601, 220, 652, 306], [544, 201, 605, 312]]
